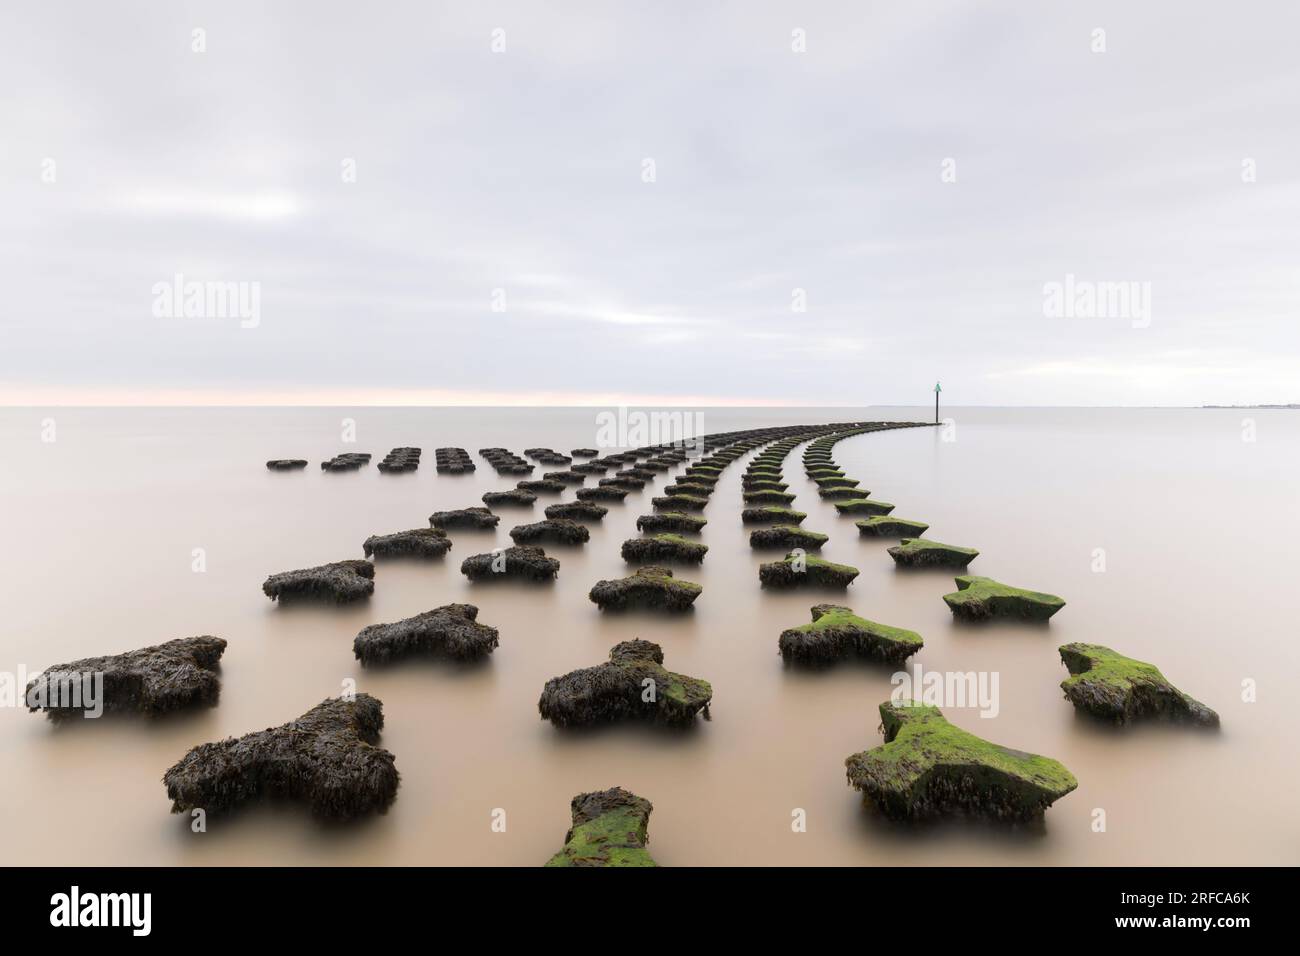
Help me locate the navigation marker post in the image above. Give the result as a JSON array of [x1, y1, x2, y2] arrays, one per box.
[[934, 381, 941, 424]]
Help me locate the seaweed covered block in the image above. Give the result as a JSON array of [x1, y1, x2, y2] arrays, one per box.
[[817, 486, 863, 501], [589, 566, 702, 611], [571, 448, 599, 457], [845, 701, 1078, 822], [482, 489, 537, 507], [509, 519, 591, 545], [429, 507, 500, 530], [461, 546, 560, 581], [545, 788, 657, 867], [354, 604, 499, 664], [814, 476, 858, 488], [576, 486, 629, 502], [833, 498, 896, 516], [538, 640, 711, 728], [778, 605, 920, 666], [621, 534, 708, 564], [636, 512, 707, 534], [856, 516, 930, 538], [943, 576, 1065, 621], [749, 525, 828, 550], [601, 475, 646, 490], [887, 538, 979, 569], [677, 471, 717, 486], [662, 482, 713, 497], [743, 490, 797, 505], [741, 506, 807, 525], [1058, 643, 1219, 726], [651, 494, 708, 512], [517, 479, 567, 494], [321, 452, 372, 471], [363, 528, 452, 559], [545, 501, 609, 522], [163, 694, 399, 821], [26, 636, 226, 720], [266, 459, 307, 470], [543, 471, 587, 485], [263, 559, 375, 603], [759, 553, 859, 589]]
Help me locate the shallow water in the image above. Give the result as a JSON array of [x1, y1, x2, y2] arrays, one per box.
[[0, 406, 1295, 865]]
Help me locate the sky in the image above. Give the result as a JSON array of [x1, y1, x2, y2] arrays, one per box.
[[2, 1, 1298, 407]]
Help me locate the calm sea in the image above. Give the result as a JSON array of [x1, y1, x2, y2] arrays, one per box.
[[0, 406, 1295, 865]]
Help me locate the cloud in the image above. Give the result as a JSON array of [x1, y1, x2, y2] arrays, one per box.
[[2, 1, 1298, 406]]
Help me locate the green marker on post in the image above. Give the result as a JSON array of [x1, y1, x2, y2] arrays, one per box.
[[934, 381, 941, 424]]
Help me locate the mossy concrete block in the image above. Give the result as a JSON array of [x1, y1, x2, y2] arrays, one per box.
[[589, 566, 702, 611], [845, 701, 1078, 822], [429, 507, 500, 530], [1059, 643, 1219, 726], [544, 788, 657, 867], [482, 489, 537, 507], [779, 605, 921, 666], [164, 694, 399, 821], [749, 525, 828, 550], [743, 489, 797, 505], [461, 546, 560, 582], [354, 604, 498, 664], [636, 512, 707, 534], [545, 501, 608, 522], [509, 519, 590, 545], [363, 528, 452, 559], [741, 506, 807, 525], [652, 494, 709, 512], [943, 576, 1064, 621], [538, 640, 711, 728], [759, 553, 859, 589], [621, 534, 708, 564], [856, 517, 930, 538], [888, 538, 979, 569], [263, 559, 374, 603], [834, 498, 896, 516], [577, 486, 630, 502], [27, 637, 226, 719]]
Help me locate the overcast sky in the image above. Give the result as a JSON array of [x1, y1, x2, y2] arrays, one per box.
[[2, 1, 1298, 406]]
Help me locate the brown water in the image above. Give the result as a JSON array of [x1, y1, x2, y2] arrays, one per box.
[[1, 406, 1296, 866]]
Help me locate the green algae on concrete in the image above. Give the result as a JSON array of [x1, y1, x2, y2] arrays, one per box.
[[888, 538, 979, 569], [741, 506, 807, 525], [857, 516, 930, 538], [834, 498, 896, 516], [779, 604, 922, 666], [621, 533, 708, 564], [538, 639, 712, 728], [589, 566, 702, 611], [748, 525, 828, 550], [1058, 643, 1219, 727], [544, 788, 657, 867], [845, 701, 1078, 822], [943, 576, 1065, 621], [759, 552, 859, 589]]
